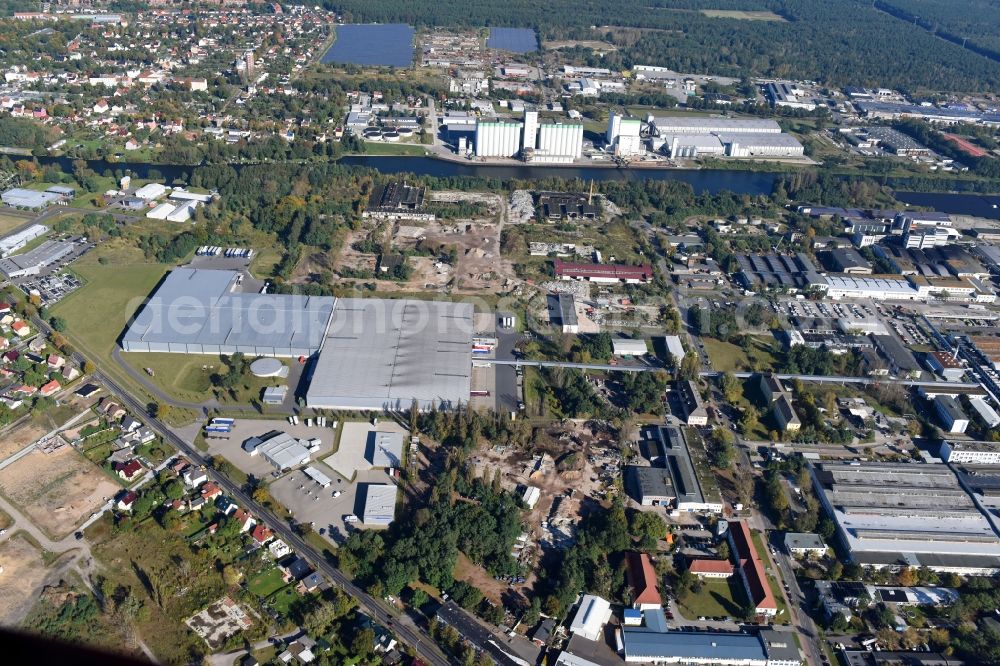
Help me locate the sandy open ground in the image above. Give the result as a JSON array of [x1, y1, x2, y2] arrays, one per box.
[[0, 421, 48, 461], [0, 447, 119, 539], [0, 535, 49, 623]]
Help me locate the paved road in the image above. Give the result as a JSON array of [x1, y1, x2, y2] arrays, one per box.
[[91, 368, 453, 666], [204, 629, 302, 666]]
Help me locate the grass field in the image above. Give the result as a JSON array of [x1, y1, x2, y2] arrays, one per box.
[[359, 142, 428, 156], [50, 252, 168, 364], [678, 577, 746, 619], [248, 567, 287, 598], [700, 9, 786, 21], [118, 352, 217, 401], [48, 246, 184, 418], [0, 210, 32, 236], [702, 336, 778, 373]]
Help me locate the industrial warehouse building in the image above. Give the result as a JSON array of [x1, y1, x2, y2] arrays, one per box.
[[122, 269, 478, 412], [305, 298, 473, 411], [362, 484, 398, 525], [120, 268, 335, 357], [0, 223, 48, 256], [648, 117, 782, 135], [621, 628, 800, 665], [0, 239, 76, 278], [811, 461, 1000, 573]]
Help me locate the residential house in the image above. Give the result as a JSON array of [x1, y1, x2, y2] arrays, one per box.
[[47, 354, 65, 370], [251, 524, 274, 546], [201, 482, 222, 501], [38, 379, 61, 397], [268, 539, 291, 559], [121, 415, 142, 432], [232, 509, 255, 533], [117, 490, 137, 511], [183, 468, 208, 487], [11, 320, 30, 337], [114, 459, 143, 482]]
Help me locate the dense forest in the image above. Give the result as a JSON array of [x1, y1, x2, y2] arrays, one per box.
[[323, 0, 1000, 92], [875, 0, 1000, 61]]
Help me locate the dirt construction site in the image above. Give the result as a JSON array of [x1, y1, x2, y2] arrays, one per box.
[[0, 535, 52, 623], [0, 446, 119, 539], [459, 420, 624, 603], [299, 190, 519, 296]]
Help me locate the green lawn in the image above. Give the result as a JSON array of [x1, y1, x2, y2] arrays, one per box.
[[50, 254, 168, 365], [266, 585, 307, 616], [248, 567, 287, 597], [702, 336, 778, 373], [118, 352, 217, 401], [702, 338, 749, 372], [678, 577, 747, 619]]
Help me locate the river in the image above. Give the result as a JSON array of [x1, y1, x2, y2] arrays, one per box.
[[29, 154, 779, 194], [23, 154, 1000, 212]]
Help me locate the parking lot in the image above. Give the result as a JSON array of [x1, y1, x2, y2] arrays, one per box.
[[269, 466, 395, 544], [201, 418, 336, 479]]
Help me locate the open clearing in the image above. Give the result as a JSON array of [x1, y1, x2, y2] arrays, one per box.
[[700, 9, 786, 20], [543, 39, 617, 51], [0, 535, 50, 623], [0, 210, 33, 236], [0, 446, 119, 539], [0, 420, 48, 460], [50, 254, 168, 365]]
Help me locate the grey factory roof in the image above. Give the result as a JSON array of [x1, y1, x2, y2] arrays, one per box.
[[649, 116, 781, 134], [362, 484, 398, 524], [654, 425, 708, 507], [120, 268, 335, 357], [0, 239, 75, 277], [1, 188, 62, 209], [628, 464, 675, 501], [551, 293, 578, 327], [716, 132, 805, 149], [258, 431, 311, 470], [622, 630, 767, 663], [305, 298, 473, 411], [368, 431, 404, 467]]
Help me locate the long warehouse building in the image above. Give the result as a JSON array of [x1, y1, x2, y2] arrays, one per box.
[[121, 268, 335, 357], [811, 461, 1000, 574], [305, 298, 473, 411]]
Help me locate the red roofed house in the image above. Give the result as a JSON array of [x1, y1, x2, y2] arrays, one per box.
[[688, 558, 735, 579], [11, 320, 30, 337], [728, 521, 777, 618], [114, 459, 144, 482], [47, 354, 65, 370], [626, 551, 662, 610], [554, 259, 653, 284], [201, 482, 222, 500], [117, 490, 137, 511], [232, 509, 255, 533], [251, 523, 273, 546], [39, 379, 61, 397]]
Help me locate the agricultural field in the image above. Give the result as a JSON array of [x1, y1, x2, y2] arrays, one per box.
[[0, 446, 119, 539]]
